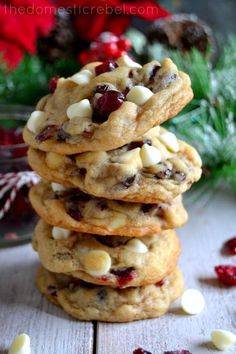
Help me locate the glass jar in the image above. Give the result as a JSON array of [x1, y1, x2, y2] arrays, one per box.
[[0, 105, 39, 247]]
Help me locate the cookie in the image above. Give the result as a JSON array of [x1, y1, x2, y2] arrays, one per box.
[[28, 126, 202, 203], [36, 265, 184, 322], [30, 180, 188, 237], [23, 57, 193, 154], [33, 220, 181, 288]]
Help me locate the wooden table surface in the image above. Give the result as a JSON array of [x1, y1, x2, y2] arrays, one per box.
[[0, 188, 236, 354]]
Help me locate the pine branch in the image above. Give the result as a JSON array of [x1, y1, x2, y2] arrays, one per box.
[[0, 55, 80, 106]]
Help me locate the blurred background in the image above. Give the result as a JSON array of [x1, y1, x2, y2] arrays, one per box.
[[0, 0, 235, 244]]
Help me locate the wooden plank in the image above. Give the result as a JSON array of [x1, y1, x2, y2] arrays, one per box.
[[96, 189, 236, 354], [0, 244, 94, 354]]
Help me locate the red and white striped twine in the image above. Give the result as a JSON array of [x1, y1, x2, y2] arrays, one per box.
[[0, 171, 40, 220]]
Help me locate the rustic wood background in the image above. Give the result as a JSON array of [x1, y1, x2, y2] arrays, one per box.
[[0, 188, 236, 354]]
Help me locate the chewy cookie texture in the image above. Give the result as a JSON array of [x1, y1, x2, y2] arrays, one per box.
[[24, 55, 202, 322], [29, 181, 188, 236], [28, 125, 202, 203], [33, 220, 181, 288], [23, 56, 193, 154]]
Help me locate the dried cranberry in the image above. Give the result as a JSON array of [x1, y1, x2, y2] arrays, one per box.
[[111, 267, 137, 288], [156, 279, 165, 287], [48, 76, 59, 93], [121, 175, 136, 189], [133, 348, 152, 354], [155, 169, 173, 179], [35, 125, 58, 143], [94, 84, 110, 94], [93, 90, 125, 123], [95, 60, 118, 76], [127, 139, 152, 150], [215, 265, 236, 286], [224, 237, 236, 255], [164, 351, 192, 354]]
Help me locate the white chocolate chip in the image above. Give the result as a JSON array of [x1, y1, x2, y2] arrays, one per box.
[[70, 69, 93, 85], [83, 250, 111, 277], [159, 132, 179, 153], [148, 126, 160, 136], [181, 288, 205, 315], [27, 110, 46, 134], [51, 183, 66, 192], [211, 329, 236, 350], [52, 227, 70, 240], [116, 148, 142, 170], [45, 152, 64, 169], [9, 333, 31, 354], [116, 55, 142, 68], [126, 239, 148, 254], [66, 99, 93, 120], [108, 213, 127, 229], [140, 144, 162, 167], [126, 86, 153, 105]]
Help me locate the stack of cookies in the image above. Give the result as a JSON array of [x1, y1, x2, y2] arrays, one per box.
[[23, 55, 202, 322]]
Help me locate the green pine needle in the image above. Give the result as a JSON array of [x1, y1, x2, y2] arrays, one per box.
[[147, 35, 236, 193], [0, 55, 80, 106]]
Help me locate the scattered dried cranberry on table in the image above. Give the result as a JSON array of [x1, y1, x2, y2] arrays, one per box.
[[164, 351, 192, 354], [215, 265, 236, 286], [133, 348, 152, 354], [224, 237, 236, 255]]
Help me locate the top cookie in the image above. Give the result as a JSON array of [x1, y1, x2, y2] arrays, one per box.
[[23, 56, 193, 154]]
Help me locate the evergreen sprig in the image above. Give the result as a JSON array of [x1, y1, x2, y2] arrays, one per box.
[[0, 55, 80, 106]]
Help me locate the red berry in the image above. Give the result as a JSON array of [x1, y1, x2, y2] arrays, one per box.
[[115, 49, 127, 58], [48, 76, 59, 94], [133, 348, 152, 354], [156, 279, 165, 287], [215, 265, 236, 286], [97, 32, 119, 43], [95, 60, 118, 76], [93, 90, 124, 123], [224, 237, 236, 255], [102, 42, 119, 57], [118, 37, 132, 51]]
